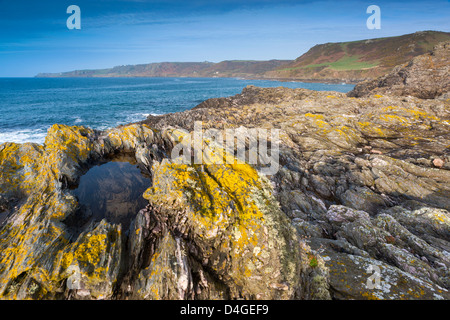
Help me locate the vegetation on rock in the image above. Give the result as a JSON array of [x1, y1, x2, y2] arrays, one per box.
[[2, 40, 450, 299]]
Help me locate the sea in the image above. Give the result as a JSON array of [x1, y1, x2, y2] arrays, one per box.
[[0, 77, 354, 145]]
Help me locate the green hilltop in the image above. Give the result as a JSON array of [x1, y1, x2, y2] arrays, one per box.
[[266, 30, 450, 82]]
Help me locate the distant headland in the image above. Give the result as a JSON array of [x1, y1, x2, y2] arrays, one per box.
[[36, 30, 450, 84]]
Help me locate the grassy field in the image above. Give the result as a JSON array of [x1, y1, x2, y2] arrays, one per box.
[[306, 55, 379, 71], [278, 55, 379, 72]]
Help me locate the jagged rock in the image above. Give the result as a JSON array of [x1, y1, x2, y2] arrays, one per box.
[[321, 206, 449, 290], [135, 132, 303, 299], [308, 204, 450, 299], [0, 124, 156, 299], [348, 41, 450, 99], [139, 83, 450, 299], [339, 186, 387, 214], [319, 248, 447, 300], [0, 123, 321, 300], [62, 220, 122, 300]]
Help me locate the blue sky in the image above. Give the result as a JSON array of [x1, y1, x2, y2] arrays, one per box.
[[0, 0, 449, 77]]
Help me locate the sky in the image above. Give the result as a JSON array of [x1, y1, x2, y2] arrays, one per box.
[[0, 0, 449, 77]]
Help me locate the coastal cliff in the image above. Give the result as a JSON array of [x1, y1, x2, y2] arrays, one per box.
[[267, 31, 450, 82], [36, 31, 450, 84], [1, 42, 450, 300]]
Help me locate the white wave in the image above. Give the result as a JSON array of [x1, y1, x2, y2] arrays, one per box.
[[0, 129, 47, 145], [74, 117, 83, 124], [124, 112, 158, 123], [95, 124, 111, 131]]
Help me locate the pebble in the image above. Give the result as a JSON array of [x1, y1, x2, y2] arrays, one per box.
[[432, 158, 444, 168]]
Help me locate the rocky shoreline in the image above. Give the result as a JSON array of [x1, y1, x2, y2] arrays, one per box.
[[0, 42, 449, 300]]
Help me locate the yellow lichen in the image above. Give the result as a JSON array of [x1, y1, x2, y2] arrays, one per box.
[[304, 113, 324, 120], [73, 234, 107, 266]]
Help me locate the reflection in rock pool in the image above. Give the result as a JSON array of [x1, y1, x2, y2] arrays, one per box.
[[72, 154, 151, 231]]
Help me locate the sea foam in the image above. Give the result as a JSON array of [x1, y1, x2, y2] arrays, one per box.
[[0, 129, 47, 145]]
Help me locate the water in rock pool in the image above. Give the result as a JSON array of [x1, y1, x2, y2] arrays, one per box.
[[71, 154, 151, 231]]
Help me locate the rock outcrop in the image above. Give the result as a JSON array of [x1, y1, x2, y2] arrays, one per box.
[[142, 84, 450, 299], [348, 41, 450, 99], [0, 123, 324, 300], [2, 64, 450, 299]]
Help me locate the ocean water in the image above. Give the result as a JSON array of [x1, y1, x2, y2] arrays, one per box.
[[0, 77, 354, 144]]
